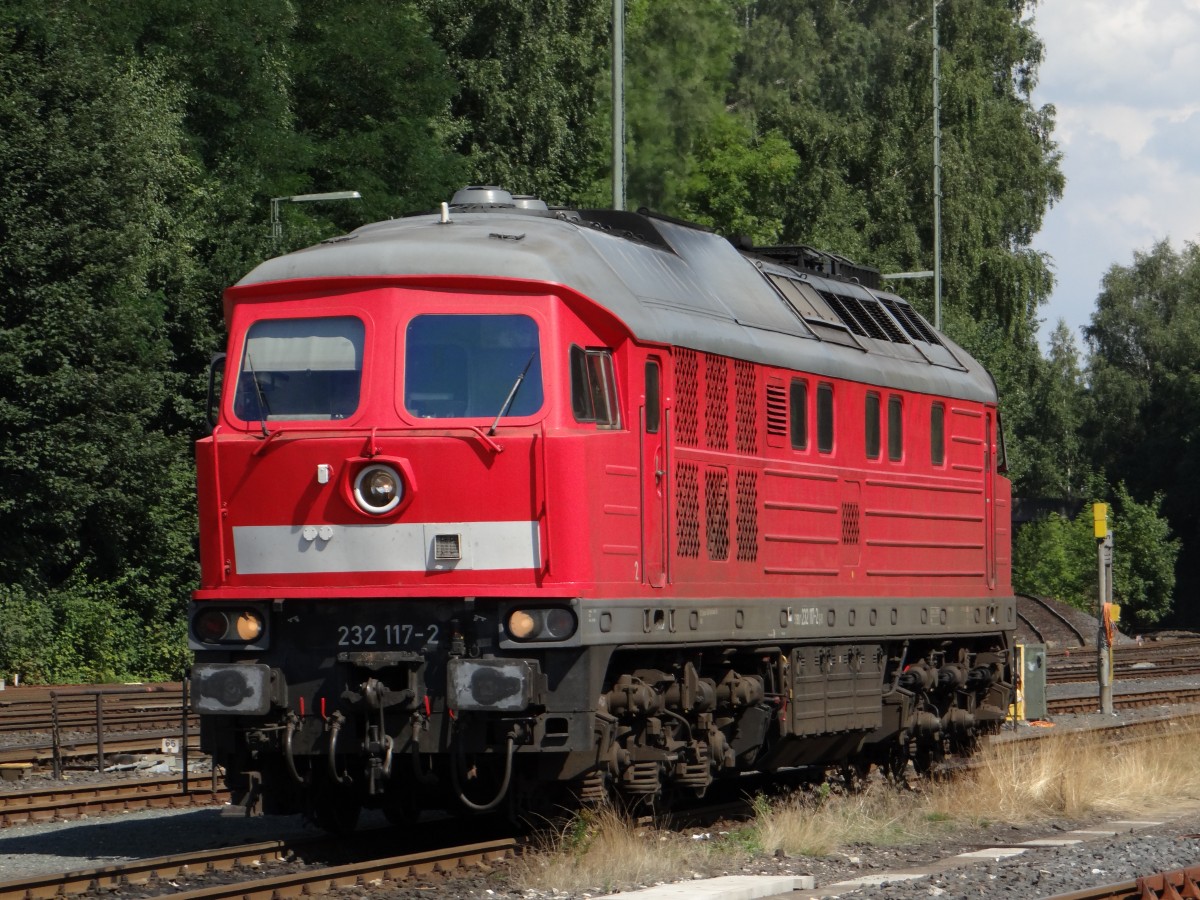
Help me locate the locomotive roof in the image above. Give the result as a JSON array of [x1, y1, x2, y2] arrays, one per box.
[[236, 203, 998, 404]]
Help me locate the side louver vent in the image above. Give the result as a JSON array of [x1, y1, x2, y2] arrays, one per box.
[[766, 384, 787, 436], [705, 354, 729, 451]]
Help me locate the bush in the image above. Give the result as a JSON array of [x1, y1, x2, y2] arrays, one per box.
[[0, 570, 188, 684], [1013, 483, 1178, 629]]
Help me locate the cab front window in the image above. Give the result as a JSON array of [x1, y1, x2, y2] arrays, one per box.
[[234, 316, 364, 422], [405, 314, 543, 420]]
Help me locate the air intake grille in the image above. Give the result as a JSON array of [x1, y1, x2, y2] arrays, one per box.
[[734, 360, 758, 454], [878, 296, 943, 345], [676, 349, 699, 447], [675, 462, 700, 558], [735, 469, 759, 562], [705, 467, 730, 561], [841, 502, 861, 546], [705, 354, 729, 450]]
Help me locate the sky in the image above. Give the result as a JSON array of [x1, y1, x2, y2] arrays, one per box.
[[1029, 0, 1200, 352]]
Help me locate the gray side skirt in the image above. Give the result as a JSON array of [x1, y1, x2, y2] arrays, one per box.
[[560, 595, 1015, 649]]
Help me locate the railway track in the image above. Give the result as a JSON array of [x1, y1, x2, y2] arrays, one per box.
[[0, 836, 516, 900], [1045, 863, 1200, 899], [1047, 687, 1200, 715], [0, 731, 201, 767], [0, 775, 226, 827], [0, 708, 193, 736], [1018, 592, 1089, 647], [1050, 658, 1200, 684]]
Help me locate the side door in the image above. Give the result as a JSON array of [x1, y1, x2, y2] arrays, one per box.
[[985, 411, 996, 589], [641, 357, 667, 587]]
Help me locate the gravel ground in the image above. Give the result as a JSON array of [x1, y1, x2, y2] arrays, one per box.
[[4, 798, 1200, 899], [794, 812, 1200, 899]]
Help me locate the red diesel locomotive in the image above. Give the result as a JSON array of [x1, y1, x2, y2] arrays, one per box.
[[190, 187, 1015, 830]]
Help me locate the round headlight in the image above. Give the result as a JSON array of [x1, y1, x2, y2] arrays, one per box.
[[195, 610, 230, 643], [354, 464, 403, 514]]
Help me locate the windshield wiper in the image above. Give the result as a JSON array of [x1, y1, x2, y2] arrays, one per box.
[[488, 350, 537, 436], [245, 353, 270, 437]]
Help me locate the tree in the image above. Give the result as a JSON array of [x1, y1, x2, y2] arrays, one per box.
[[0, 14, 203, 677], [729, 0, 1063, 391], [1019, 320, 1091, 499], [417, 0, 611, 203], [623, 0, 737, 212], [1083, 240, 1200, 610], [291, 0, 466, 224]]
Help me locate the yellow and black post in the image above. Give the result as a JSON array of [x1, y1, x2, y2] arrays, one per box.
[[1094, 502, 1114, 715]]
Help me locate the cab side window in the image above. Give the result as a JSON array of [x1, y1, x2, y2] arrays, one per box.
[[571, 345, 620, 428]]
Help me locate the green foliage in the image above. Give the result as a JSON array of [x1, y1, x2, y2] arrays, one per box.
[[418, 0, 611, 203], [1013, 511, 1094, 612], [291, 0, 467, 222], [623, 0, 737, 212], [0, 16, 201, 599], [0, 574, 187, 683], [675, 117, 801, 243], [1083, 240, 1200, 606], [1014, 485, 1178, 629]]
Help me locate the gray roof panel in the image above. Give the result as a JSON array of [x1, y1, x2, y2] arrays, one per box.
[[237, 209, 996, 404]]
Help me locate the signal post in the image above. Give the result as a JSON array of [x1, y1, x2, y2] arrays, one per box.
[[1094, 503, 1114, 715]]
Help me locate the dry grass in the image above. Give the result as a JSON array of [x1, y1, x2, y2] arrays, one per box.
[[511, 717, 1200, 891], [751, 785, 942, 857], [511, 805, 749, 894], [930, 717, 1200, 824]]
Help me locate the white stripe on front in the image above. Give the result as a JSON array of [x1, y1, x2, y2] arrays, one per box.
[[232, 521, 541, 574]]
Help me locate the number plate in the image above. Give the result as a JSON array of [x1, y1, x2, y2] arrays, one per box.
[[336, 622, 441, 649], [161, 737, 181, 754]]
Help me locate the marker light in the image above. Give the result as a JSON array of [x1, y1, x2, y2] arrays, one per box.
[[505, 607, 577, 642], [195, 610, 229, 643], [193, 607, 266, 645], [507, 610, 538, 640], [234, 610, 265, 641]]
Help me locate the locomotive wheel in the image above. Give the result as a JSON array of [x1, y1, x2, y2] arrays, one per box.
[[308, 783, 362, 834], [881, 741, 911, 785], [381, 782, 419, 827], [839, 759, 871, 793], [913, 742, 945, 778]]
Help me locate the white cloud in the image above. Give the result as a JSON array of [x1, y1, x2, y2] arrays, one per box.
[[1030, 0, 1200, 349]]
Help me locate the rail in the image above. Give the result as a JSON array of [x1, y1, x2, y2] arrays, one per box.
[[0, 775, 226, 828], [1045, 862, 1200, 899], [1047, 687, 1200, 715], [0, 837, 517, 900]]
